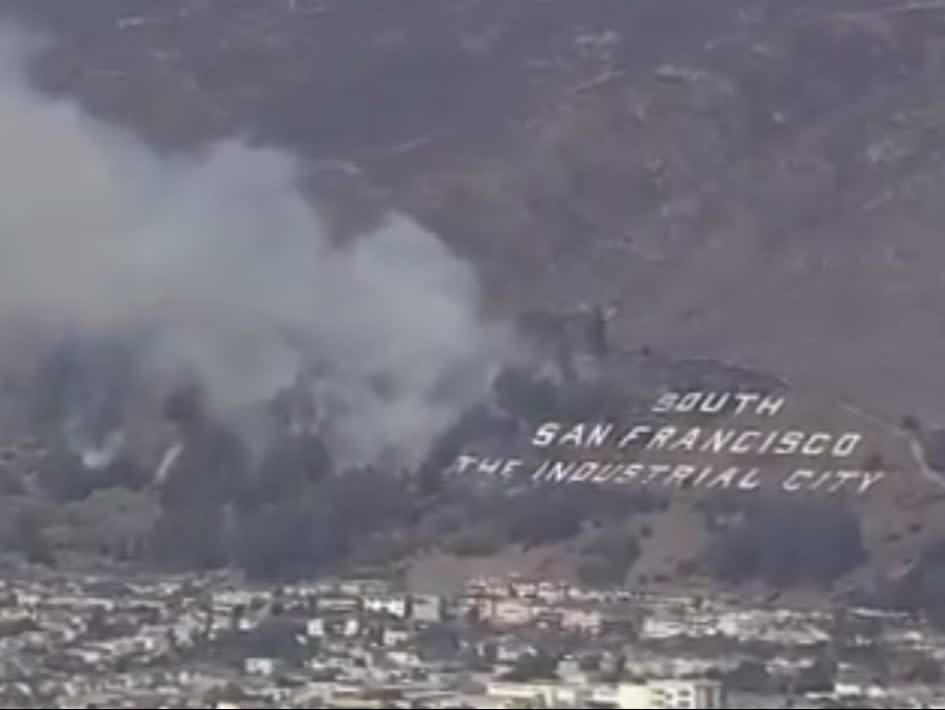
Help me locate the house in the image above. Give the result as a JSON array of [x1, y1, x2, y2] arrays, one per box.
[[561, 607, 602, 633], [511, 581, 539, 599], [316, 595, 361, 615], [364, 594, 408, 619], [536, 581, 570, 604], [496, 640, 536, 663], [342, 617, 360, 638], [598, 680, 726, 709], [409, 595, 443, 624], [486, 680, 585, 707], [641, 617, 689, 640], [306, 618, 326, 638], [557, 656, 591, 685], [382, 625, 412, 647], [493, 598, 533, 627], [245, 657, 276, 677]]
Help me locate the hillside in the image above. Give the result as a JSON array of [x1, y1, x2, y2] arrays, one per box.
[[8, 0, 945, 605], [8, 0, 945, 414]]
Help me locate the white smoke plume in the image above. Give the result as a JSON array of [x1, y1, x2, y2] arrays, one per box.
[[0, 24, 512, 468]]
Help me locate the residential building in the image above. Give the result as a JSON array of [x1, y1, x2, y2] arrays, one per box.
[[613, 679, 726, 709], [409, 594, 443, 624]]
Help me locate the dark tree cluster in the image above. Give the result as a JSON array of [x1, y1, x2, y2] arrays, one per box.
[[36, 448, 90, 503], [137, 378, 428, 579], [434, 481, 661, 563], [578, 524, 640, 588], [12, 509, 55, 567], [706, 501, 867, 587], [36, 446, 149, 504], [500, 650, 560, 682], [446, 525, 506, 558], [492, 364, 630, 426], [235, 496, 344, 581], [794, 656, 839, 695], [505, 488, 586, 547], [253, 432, 333, 508], [892, 539, 945, 626], [23, 340, 675, 579], [235, 467, 415, 581], [417, 400, 519, 497], [921, 429, 945, 473], [158, 425, 249, 512], [501, 484, 662, 548], [724, 660, 774, 694], [492, 367, 564, 425]]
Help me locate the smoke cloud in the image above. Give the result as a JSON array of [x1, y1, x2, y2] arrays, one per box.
[[0, 24, 511, 468]]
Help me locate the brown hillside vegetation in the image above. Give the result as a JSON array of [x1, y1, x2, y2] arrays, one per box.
[[9, 0, 945, 602]]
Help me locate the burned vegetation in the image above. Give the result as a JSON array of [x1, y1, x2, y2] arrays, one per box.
[[0, 303, 879, 594], [0, 307, 650, 582], [699, 497, 868, 588]]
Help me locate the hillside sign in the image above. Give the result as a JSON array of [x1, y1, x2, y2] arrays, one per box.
[[452, 390, 886, 496]]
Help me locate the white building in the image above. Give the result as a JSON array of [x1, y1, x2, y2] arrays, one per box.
[[612, 680, 725, 709], [306, 618, 326, 638], [641, 617, 690, 640], [342, 617, 360, 637], [244, 657, 276, 677], [489, 679, 725, 709], [486, 681, 584, 707], [410, 595, 443, 624], [561, 607, 602, 633], [494, 599, 534, 627], [364, 595, 408, 619], [382, 626, 411, 647]]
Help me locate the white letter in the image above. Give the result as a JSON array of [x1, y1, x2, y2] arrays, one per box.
[[665, 465, 697, 487], [858, 471, 885, 495], [643, 464, 671, 485], [809, 470, 834, 490], [559, 425, 585, 447], [731, 430, 761, 454], [677, 392, 703, 412], [692, 466, 716, 487], [547, 461, 576, 483], [829, 470, 861, 494], [646, 427, 676, 451], [733, 393, 759, 415], [669, 428, 701, 452], [701, 430, 736, 453], [569, 462, 598, 483], [737, 469, 761, 490], [706, 467, 739, 489], [532, 422, 560, 448], [783, 468, 815, 492], [774, 431, 805, 455], [756, 430, 781, 454], [700, 392, 730, 414], [833, 433, 861, 458], [593, 464, 620, 483], [613, 463, 644, 485], [618, 425, 651, 448], [454, 455, 478, 473], [586, 423, 614, 448], [801, 433, 830, 456], [757, 395, 786, 417], [477, 459, 503, 476], [652, 392, 678, 413]]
